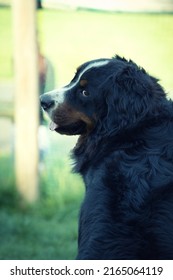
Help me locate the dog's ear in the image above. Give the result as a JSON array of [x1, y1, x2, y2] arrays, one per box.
[[97, 65, 166, 135], [114, 65, 163, 97]]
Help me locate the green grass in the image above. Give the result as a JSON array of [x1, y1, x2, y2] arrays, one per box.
[[0, 136, 84, 260], [0, 7, 13, 80], [0, 7, 173, 260]]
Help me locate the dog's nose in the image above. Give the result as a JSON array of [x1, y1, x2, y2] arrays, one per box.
[[40, 94, 55, 111]]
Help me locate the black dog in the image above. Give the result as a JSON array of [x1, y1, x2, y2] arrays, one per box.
[[41, 56, 173, 259]]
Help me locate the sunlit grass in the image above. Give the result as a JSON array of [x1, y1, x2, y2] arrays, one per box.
[[0, 7, 13, 80], [0, 7, 173, 94], [38, 10, 173, 95]]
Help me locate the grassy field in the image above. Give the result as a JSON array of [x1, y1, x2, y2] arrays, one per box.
[[39, 10, 173, 94], [0, 7, 173, 93], [0, 135, 84, 259], [0, 7, 173, 259]]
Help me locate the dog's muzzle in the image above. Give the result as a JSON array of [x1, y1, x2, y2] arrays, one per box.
[[40, 88, 65, 112]]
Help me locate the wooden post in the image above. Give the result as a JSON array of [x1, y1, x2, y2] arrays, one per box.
[[12, 0, 39, 203]]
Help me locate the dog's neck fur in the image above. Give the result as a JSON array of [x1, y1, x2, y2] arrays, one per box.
[[72, 103, 173, 174]]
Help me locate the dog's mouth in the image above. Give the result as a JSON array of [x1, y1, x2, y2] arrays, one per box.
[[48, 102, 96, 136], [49, 120, 87, 135], [49, 121, 59, 131]]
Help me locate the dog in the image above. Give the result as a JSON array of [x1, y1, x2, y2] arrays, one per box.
[[40, 55, 173, 259]]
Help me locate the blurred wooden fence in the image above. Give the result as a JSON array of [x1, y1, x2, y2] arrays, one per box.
[[0, 0, 39, 203], [13, 0, 39, 203], [42, 0, 173, 12], [1, 0, 173, 12]]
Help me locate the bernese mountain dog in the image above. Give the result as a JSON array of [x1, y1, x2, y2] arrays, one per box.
[[40, 55, 173, 260]]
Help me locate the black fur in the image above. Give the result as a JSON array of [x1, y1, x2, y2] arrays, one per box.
[[41, 56, 173, 259]]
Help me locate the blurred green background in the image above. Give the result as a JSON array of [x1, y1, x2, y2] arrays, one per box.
[[0, 2, 173, 259]]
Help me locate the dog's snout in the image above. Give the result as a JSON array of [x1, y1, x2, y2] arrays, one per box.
[[40, 94, 55, 111]]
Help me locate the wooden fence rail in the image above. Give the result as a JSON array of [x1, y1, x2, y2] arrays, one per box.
[[9, 0, 39, 203]]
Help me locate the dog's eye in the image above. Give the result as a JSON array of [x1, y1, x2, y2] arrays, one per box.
[[82, 90, 89, 97]]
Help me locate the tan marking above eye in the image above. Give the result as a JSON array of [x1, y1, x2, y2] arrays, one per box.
[[80, 79, 88, 87]]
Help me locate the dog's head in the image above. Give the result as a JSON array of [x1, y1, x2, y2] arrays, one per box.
[[40, 56, 166, 137]]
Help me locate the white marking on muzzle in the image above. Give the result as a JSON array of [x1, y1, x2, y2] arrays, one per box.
[[43, 59, 110, 131]]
